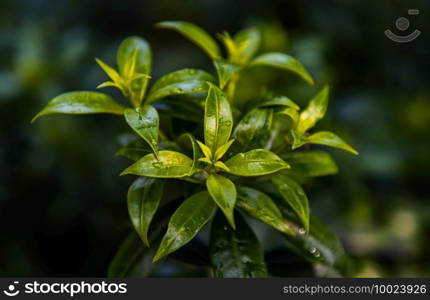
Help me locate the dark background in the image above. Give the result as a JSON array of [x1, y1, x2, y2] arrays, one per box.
[[0, 0, 429, 277]]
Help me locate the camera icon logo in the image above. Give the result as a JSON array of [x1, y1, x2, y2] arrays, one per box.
[[3, 281, 20, 297], [385, 9, 421, 43]]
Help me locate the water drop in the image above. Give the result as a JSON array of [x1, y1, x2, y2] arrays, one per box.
[[309, 247, 317, 254], [314, 251, 321, 258], [298, 228, 306, 235], [223, 226, 228, 230]]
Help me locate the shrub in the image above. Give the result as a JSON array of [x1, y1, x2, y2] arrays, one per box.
[[33, 21, 358, 277]]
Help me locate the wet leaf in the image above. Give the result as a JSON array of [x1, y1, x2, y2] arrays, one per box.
[[128, 178, 165, 246], [272, 174, 310, 232], [225, 149, 289, 176], [121, 150, 193, 178], [32, 91, 124, 122], [237, 187, 293, 235], [209, 212, 268, 278], [153, 191, 216, 261], [207, 174, 237, 229], [124, 105, 159, 157], [204, 83, 233, 153]]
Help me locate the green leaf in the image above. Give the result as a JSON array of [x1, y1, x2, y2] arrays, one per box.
[[157, 21, 220, 59], [107, 231, 156, 277], [157, 95, 204, 122], [128, 178, 164, 246], [207, 174, 237, 229], [296, 86, 329, 134], [276, 107, 299, 125], [257, 95, 300, 110], [124, 106, 159, 157], [214, 139, 235, 161], [225, 149, 289, 176], [213, 60, 241, 89], [306, 131, 359, 155], [153, 191, 216, 262], [233, 107, 273, 151], [147, 69, 214, 103], [209, 212, 268, 278], [117, 36, 152, 76], [276, 203, 355, 276], [250, 52, 314, 85], [272, 174, 310, 232], [204, 83, 233, 153], [121, 150, 193, 178], [32, 91, 125, 122], [281, 151, 338, 177], [237, 187, 293, 235], [232, 27, 261, 64]]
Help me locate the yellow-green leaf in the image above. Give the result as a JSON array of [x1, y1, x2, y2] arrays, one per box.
[[297, 86, 329, 134], [207, 174, 237, 229], [237, 187, 293, 235], [224, 149, 289, 176], [204, 83, 233, 153], [32, 91, 124, 122], [121, 150, 193, 178], [250, 52, 314, 85], [307, 131, 359, 155]]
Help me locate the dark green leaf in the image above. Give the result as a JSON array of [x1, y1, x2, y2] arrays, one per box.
[[296, 86, 329, 134], [116, 138, 151, 161], [204, 83, 233, 153], [225, 149, 289, 176], [233, 107, 273, 151], [281, 151, 338, 177], [237, 187, 293, 235], [32, 91, 124, 122], [157, 21, 220, 59], [128, 178, 165, 246], [272, 174, 310, 232], [107, 231, 156, 277], [121, 150, 193, 178], [207, 174, 237, 229], [157, 95, 204, 122], [250, 52, 314, 85], [276, 203, 355, 276], [147, 69, 214, 103], [153, 191, 216, 262], [124, 106, 159, 157], [209, 212, 268, 278]]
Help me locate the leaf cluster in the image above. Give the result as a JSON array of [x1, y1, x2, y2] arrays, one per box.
[[33, 21, 358, 277]]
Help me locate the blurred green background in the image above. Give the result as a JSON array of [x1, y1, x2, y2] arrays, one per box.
[[1, 0, 429, 277]]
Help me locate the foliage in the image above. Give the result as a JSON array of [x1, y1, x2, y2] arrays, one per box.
[[33, 21, 358, 277]]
